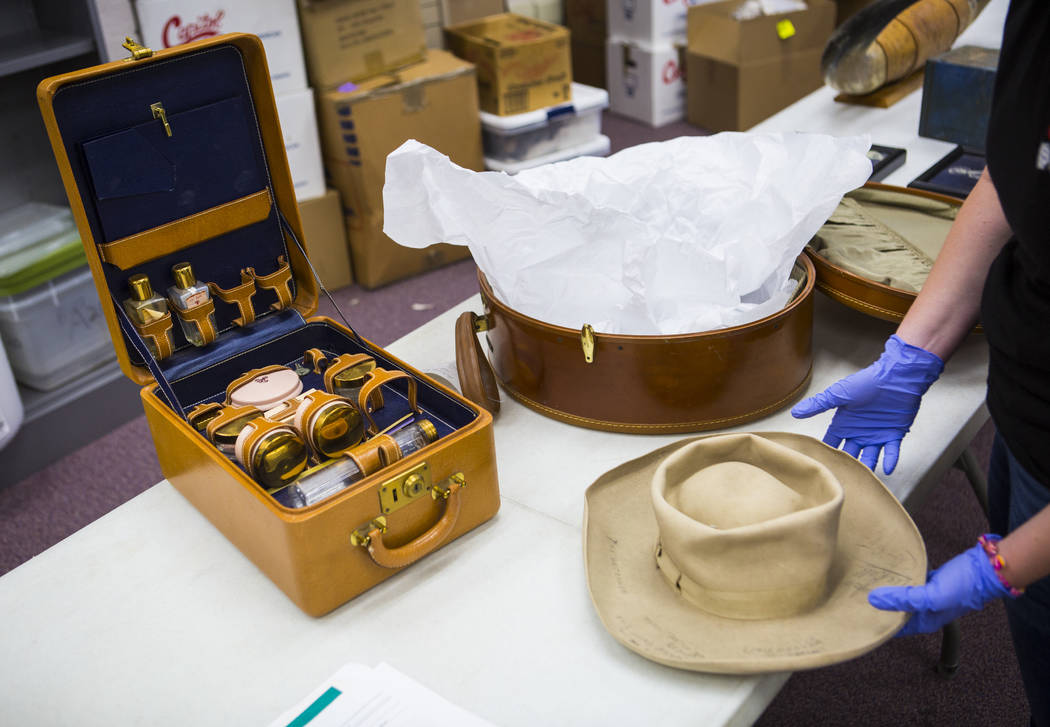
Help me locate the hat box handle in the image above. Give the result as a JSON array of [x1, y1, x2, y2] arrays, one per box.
[[454, 311, 501, 414], [353, 474, 466, 569]]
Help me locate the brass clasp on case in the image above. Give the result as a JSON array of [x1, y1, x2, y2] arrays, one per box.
[[432, 472, 466, 500], [121, 37, 154, 60], [472, 314, 491, 333], [581, 324, 596, 364], [350, 516, 387, 547], [151, 102, 172, 137]]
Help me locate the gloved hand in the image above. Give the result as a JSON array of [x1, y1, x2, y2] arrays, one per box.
[[791, 334, 943, 474], [868, 540, 1011, 636]]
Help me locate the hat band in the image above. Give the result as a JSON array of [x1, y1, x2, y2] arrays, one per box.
[[655, 541, 829, 620]]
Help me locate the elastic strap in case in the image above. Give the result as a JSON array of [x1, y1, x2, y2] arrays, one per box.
[[112, 293, 187, 419]]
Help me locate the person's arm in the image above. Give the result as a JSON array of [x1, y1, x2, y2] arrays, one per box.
[[792, 168, 1014, 473], [997, 504, 1050, 589], [895, 168, 1013, 359]]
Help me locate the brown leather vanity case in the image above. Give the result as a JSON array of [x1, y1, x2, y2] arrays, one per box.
[[37, 34, 500, 617], [806, 182, 963, 323], [455, 257, 815, 434]]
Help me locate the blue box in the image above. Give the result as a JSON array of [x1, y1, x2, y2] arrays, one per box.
[[919, 46, 998, 154]]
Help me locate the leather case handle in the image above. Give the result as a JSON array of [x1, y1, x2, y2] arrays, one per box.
[[364, 478, 464, 569], [455, 311, 500, 414], [209, 270, 257, 327], [357, 368, 419, 435]]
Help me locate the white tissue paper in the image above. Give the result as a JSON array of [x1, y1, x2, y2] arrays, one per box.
[[383, 133, 872, 335]]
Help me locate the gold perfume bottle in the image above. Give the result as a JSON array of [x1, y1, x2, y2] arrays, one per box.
[[123, 274, 172, 359], [167, 262, 215, 347]]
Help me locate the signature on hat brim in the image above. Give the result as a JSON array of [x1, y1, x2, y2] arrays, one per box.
[[583, 432, 926, 675]]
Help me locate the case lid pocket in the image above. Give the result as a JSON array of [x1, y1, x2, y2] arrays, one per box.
[[83, 128, 175, 199]]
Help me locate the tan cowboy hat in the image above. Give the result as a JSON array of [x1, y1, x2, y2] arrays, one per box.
[[583, 432, 926, 674]]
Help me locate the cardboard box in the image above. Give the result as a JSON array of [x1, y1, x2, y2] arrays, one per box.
[[343, 214, 470, 289], [684, 0, 834, 131], [565, 0, 605, 45], [298, 188, 353, 289], [421, 0, 507, 49], [276, 87, 326, 201], [606, 38, 685, 127], [297, 0, 427, 89], [571, 38, 606, 88], [317, 50, 483, 287], [445, 13, 572, 115], [686, 0, 836, 63], [610, 0, 716, 45], [135, 0, 308, 94], [685, 46, 823, 131]]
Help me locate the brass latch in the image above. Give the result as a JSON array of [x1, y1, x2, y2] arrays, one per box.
[[472, 314, 491, 333], [350, 516, 387, 547], [122, 37, 154, 60], [581, 324, 595, 364], [151, 102, 172, 137]]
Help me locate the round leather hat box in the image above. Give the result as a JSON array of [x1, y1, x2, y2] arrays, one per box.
[[456, 254, 816, 434]]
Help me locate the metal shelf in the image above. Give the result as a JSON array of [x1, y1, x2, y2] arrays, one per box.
[[0, 32, 94, 78]]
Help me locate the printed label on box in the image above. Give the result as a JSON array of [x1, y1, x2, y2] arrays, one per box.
[[136, 0, 308, 95]]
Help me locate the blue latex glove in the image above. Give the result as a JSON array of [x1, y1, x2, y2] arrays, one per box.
[[791, 334, 943, 474], [868, 541, 1011, 636]]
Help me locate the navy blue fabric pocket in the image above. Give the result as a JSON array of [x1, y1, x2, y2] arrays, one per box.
[[82, 95, 267, 242]]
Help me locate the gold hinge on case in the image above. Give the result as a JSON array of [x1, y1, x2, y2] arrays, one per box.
[[122, 37, 154, 60], [581, 324, 595, 364], [151, 102, 172, 137], [472, 314, 491, 333]]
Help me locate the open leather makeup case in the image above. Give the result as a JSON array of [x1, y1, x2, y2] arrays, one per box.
[[37, 34, 500, 617]]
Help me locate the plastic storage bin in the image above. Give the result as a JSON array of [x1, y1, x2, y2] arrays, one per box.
[[0, 338, 23, 450], [0, 203, 112, 391], [485, 133, 611, 174], [481, 82, 609, 163]]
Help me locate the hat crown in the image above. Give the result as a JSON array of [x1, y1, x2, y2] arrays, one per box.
[[672, 461, 804, 530], [652, 433, 844, 620]]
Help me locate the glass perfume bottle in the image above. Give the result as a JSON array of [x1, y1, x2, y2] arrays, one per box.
[[167, 261, 214, 346], [273, 419, 439, 509], [123, 273, 172, 359]]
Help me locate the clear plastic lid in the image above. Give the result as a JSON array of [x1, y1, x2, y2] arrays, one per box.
[[0, 202, 84, 296]]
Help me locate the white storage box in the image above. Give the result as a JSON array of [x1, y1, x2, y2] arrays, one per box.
[[0, 338, 23, 451], [135, 0, 308, 95], [0, 266, 113, 391], [608, 0, 717, 44], [485, 133, 611, 173], [606, 37, 686, 127], [481, 83, 609, 163], [275, 87, 326, 202]]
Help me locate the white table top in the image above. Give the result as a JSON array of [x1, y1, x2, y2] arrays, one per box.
[[0, 3, 1007, 724]]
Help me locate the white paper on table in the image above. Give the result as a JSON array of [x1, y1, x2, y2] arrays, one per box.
[[383, 133, 872, 335], [268, 662, 495, 727]]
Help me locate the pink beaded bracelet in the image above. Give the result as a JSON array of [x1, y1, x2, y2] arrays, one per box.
[[978, 534, 1025, 597]]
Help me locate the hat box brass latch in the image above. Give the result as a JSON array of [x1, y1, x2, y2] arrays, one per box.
[[581, 324, 595, 364]]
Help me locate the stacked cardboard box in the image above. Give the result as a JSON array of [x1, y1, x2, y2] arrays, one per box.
[[136, 0, 326, 201], [605, 0, 718, 126], [316, 50, 484, 288], [420, 0, 509, 49], [445, 13, 573, 115], [565, 0, 606, 88], [685, 0, 835, 132]]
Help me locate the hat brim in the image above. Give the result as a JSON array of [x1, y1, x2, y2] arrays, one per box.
[[583, 432, 926, 674]]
